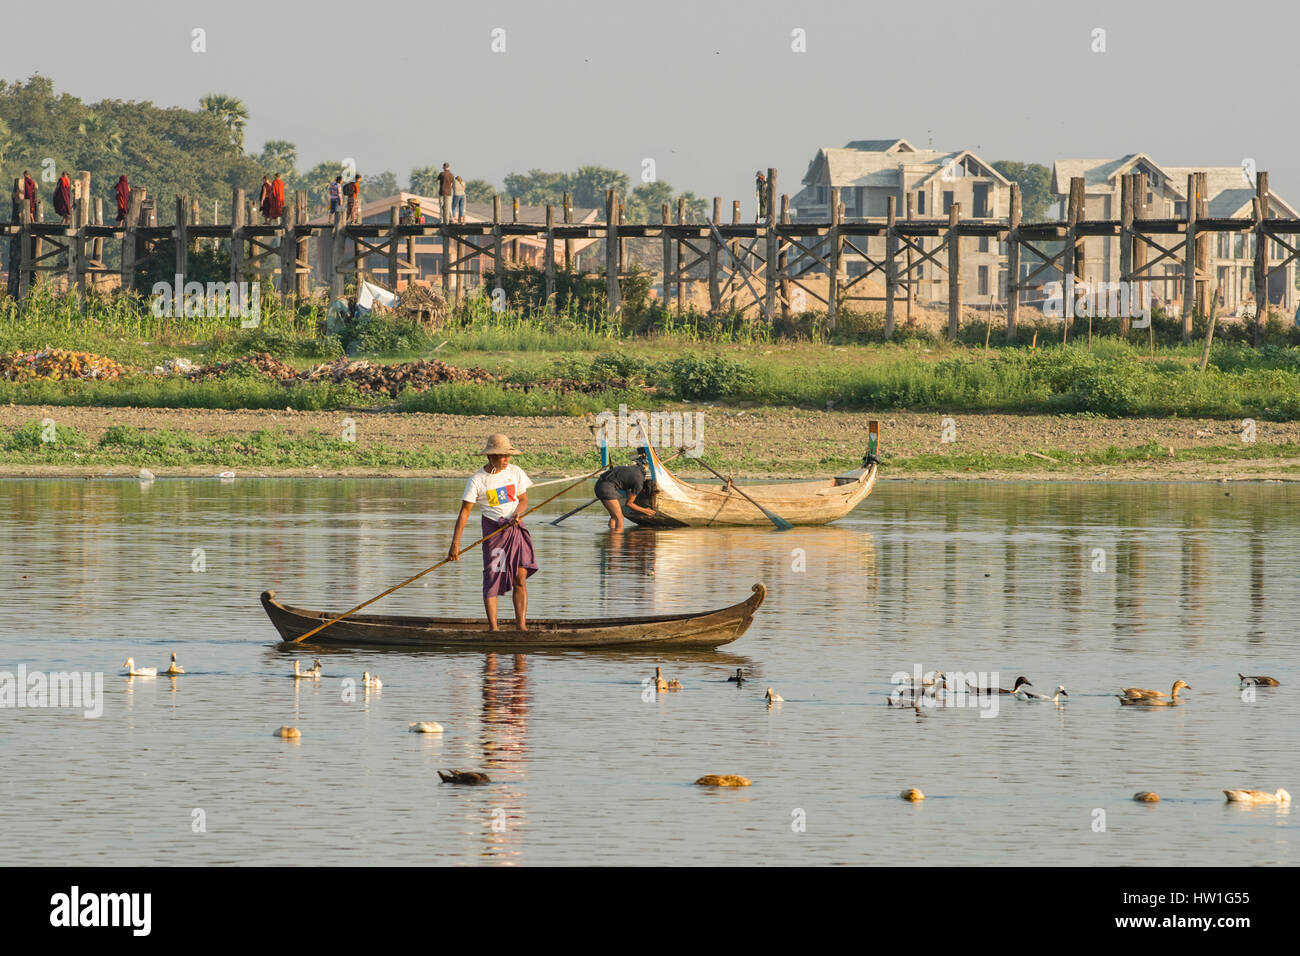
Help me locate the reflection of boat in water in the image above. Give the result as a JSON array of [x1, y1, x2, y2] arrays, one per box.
[[622, 422, 880, 528], [261, 584, 766, 650]]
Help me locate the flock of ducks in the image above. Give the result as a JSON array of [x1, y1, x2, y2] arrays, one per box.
[[651, 666, 783, 706], [121, 653, 184, 677]]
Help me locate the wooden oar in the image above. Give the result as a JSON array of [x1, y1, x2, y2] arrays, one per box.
[[289, 466, 607, 643], [550, 496, 600, 526], [689, 455, 794, 531]]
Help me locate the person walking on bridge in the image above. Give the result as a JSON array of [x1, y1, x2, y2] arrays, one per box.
[[437, 163, 455, 224]]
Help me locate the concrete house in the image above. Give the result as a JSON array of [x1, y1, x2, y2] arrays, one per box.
[[791, 138, 1014, 303], [1052, 156, 1296, 312]]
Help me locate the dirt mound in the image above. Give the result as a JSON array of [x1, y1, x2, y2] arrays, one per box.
[[301, 358, 497, 397]]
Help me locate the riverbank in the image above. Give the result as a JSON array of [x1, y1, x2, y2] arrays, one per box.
[[3, 405, 1298, 481]]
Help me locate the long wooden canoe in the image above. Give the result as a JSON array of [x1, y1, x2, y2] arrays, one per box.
[[260, 583, 766, 649], [623, 422, 880, 528]]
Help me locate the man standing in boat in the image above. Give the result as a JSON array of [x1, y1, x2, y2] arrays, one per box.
[[596, 457, 656, 532], [448, 434, 537, 631]]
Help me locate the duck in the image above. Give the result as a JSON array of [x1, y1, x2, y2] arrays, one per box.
[[765, 687, 784, 704], [1133, 791, 1160, 803], [362, 671, 382, 689], [727, 668, 745, 686], [695, 774, 752, 787], [163, 652, 184, 675], [1120, 680, 1189, 700], [409, 721, 444, 734], [968, 676, 1031, 695], [666, 677, 683, 691], [291, 659, 322, 680], [122, 657, 157, 677], [138, 467, 155, 482], [902, 671, 947, 689], [652, 666, 680, 692], [1223, 788, 1291, 805], [1238, 673, 1280, 687], [438, 770, 491, 785], [1118, 693, 1182, 707], [273, 726, 301, 738], [1020, 684, 1067, 703], [900, 788, 925, 802]]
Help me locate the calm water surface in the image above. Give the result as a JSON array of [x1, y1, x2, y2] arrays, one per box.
[[1, 478, 1295, 865]]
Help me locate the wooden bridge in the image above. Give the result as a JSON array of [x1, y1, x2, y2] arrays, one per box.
[[4, 167, 1297, 344]]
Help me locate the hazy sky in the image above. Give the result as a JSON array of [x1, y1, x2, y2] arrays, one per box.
[[4, 0, 1293, 210]]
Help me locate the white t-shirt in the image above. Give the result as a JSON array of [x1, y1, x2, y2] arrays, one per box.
[[462, 464, 532, 521]]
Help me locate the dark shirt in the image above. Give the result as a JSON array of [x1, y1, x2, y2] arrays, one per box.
[[438, 170, 455, 195], [600, 465, 646, 494]]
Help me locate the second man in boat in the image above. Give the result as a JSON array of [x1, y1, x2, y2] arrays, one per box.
[[448, 434, 537, 631], [596, 457, 657, 531]]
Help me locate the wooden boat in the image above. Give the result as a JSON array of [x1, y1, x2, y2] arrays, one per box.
[[623, 421, 880, 528], [260, 584, 766, 649]]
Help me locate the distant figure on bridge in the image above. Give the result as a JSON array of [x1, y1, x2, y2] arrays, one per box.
[[755, 170, 768, 220], [453, 175, 466, 223], [53, 172, 72, 224], [114, 175, 130, 225], [344, 174, 362, 223], [437, 163, 455, 223], [269, 173, 286, 221], [407, 198, 423, 224], [10, 179, 22, 223], [22, 171, 38, 219], [328, 175, 343, 216], [258, 176, 273, 221]]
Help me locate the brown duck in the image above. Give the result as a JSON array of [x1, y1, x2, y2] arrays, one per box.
[[438, 770, 491, 785]]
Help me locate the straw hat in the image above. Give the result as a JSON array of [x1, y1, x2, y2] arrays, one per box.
[[482, 433, 521, 455]]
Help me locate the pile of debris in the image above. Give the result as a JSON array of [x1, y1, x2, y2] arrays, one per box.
[[185, 352, 301, 383], [0, 348, 128, 382], [516, 376, 651, 395], [301, 357, 497, 398], [392, 283, 449, 327]]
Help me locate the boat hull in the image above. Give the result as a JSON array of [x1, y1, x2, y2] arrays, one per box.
[[260, 584, 766, 649]]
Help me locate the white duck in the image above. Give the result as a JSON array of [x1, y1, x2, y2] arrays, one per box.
[[1223, 788, 1291, 805], [1021, 684, 1068, 702], [291, 659, 322, 680], [409, 721, 444, 734], [362, 672, 382, 689], [122, 657, 157, 677], [163, 652, 184, 675], [765, 687, 784, 704]]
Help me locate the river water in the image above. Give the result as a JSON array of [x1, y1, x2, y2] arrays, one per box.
[[1, 477, 1294, 865]]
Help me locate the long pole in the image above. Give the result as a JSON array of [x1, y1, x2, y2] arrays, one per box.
[[290, 466, 606, 643]]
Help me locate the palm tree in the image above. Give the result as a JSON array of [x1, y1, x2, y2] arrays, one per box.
[[200, 94, 249, 152], [78, 110, 123, 155]]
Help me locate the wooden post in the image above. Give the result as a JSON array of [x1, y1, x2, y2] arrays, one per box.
[[1182, 173, 1198, 344], [31, 198, 43, 289], [1118, 176, 1133, 336], [763, 169, 778, 322], [295, 191, 309, 300], [387, 206, 400, 290], [708, 196, 722, 312], [544, 203, 556, 308], [175, 194, 188, 295], [562, 192, 573, 272], [1253, 171, 1269, 347], [827, 187, 842, 330], [662, 202, 673, 311], [17, 203, 33, 297], [884, 194, 898, 338], [1132, 173, 1151, 353], [1195, 171, 1210, 337], [905, 192, 915, 324], [1063, 176, 1085, 344], [729, 200, 741, 309], [947, 201, 961, 339], [676, 197, 686, 314], [605, 189, 620, 314], [1005, 183, 1021, 342], [329, 208, 345, 300], [230, 188, 245, 286], [121, 189, 143, 293], [617, 201, 626, 276], [779, 194, 791, 321], [92, 197, 104, 272], [511, 196, 519, 263], [71, 171, 91, 294]]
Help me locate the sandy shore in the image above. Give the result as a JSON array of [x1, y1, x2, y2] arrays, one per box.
[[2, 404, 1297, 481]]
